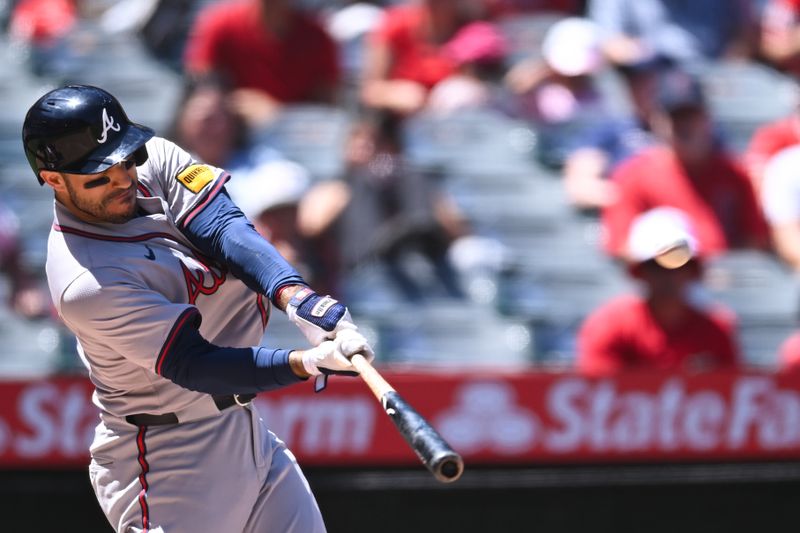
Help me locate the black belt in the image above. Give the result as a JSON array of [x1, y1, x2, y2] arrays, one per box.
[[125, 394, 255, 426]]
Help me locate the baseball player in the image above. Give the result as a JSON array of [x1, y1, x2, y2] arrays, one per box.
[[22, 84, 375, 533]]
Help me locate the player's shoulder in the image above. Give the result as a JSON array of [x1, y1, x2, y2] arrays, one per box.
[[45, 228, 122, 307], [138, 136, 196, 187], [55, 266, 145, 328], [142, 136, 187, 166]]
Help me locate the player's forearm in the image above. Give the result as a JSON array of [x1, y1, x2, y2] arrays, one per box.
[[156, 313, 309, 393], [181, 188, 307, 304]]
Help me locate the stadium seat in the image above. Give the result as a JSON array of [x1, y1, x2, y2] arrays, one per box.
[[251, 105, 352, 181], [700, 61, 799, 153]]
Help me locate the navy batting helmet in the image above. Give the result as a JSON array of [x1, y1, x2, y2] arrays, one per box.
[[22, 85, 154, 184]]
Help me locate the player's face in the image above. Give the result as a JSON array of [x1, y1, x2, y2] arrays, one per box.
[[60, 158, 139, 224]]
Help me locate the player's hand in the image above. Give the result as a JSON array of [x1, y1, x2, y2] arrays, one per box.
[[301, 330, 373, 376], [286, 288, 358, 346], [334, 328, 375, 365]]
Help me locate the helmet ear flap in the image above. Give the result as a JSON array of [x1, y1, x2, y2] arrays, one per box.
[[133, 146, 149, 166]]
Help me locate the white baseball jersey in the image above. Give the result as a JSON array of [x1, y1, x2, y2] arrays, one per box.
[[47, 136, 271, 421]]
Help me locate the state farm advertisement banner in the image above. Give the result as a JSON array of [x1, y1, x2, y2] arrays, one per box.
[[2, 371, 800, 468]]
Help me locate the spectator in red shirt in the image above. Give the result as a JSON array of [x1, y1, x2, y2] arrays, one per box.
[[602, 69, 769, 258], [360, 0, 477, 115], [578, 207, 740, 376], [184, 0, 340, 124], [743, 109, 800, 195], [425, 20, 509, 115]]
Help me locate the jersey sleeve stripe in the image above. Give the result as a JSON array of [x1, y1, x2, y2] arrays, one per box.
[[137, 182, 153, 197], [155, 308, 200, 376], [177, 172, 230, 229]]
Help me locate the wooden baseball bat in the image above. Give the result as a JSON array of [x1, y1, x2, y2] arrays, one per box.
[[350, 353, 464, 483]]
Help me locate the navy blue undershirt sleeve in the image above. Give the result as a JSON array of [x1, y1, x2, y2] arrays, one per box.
[[181, 188, 307, 303], [157, 313, 305, 394]]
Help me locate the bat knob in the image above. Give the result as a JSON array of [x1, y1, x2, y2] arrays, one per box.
[[435, 453, 464, 483]]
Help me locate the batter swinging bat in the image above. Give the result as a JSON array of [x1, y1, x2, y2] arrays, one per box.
[[350, 353, 464, 483]]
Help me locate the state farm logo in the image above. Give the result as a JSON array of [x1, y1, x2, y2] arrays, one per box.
[[0, 382, 96, 460], [436, 376, 800, 457], [436, 381, 538, 454], [255, 395, 375, 454]]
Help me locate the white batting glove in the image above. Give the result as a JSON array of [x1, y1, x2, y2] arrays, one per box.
[[301, 329, 375, 393], [334, 328, 375, 364], [286, 288, 358, 346], [301, 341, 354, 376]]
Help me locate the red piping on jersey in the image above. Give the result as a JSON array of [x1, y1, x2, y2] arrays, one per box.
[[257, 294, 270, 329], [53, 224, 180, 244], [155, 308, 199, 375], [136, 426, 151, 532], [137, 183, 153, 197], [177, 172, 230, 229]]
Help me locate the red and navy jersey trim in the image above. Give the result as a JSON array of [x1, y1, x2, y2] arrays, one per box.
[[257, 294, 270, 330], [137, 182, 153, 198], [177, 172, 230, 229], [155, 308, 200, 376], [135, 426, 151, 532]]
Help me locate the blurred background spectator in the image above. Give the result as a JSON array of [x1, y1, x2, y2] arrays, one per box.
[[360, 0, 479, 115], [298, 110, 467, 303], [0, 202, 49, 320], [761, 0, 800, 77], [578, 207, 740, 375], [425, 20, 510, 115], [743, 105, 800, 195], [503, 16, 654, 207], [759, 144, 800, 270], [602, 68, 769, 258], [184, 0, 340, 125], [587, 0, 757, 72]]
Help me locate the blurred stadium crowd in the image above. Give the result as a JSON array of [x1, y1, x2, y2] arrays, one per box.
[[3, 0, 800, 376]]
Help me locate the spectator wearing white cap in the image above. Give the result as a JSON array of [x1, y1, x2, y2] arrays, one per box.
[[506, 17, 609, 125], [577, 207, 740, 376], [505, 17, 653, 208]]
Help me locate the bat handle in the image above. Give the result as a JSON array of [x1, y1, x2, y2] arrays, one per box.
[[350, 353, 394, 400]]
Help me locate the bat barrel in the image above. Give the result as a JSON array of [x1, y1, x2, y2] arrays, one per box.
[[382, 391, 464, 483]]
